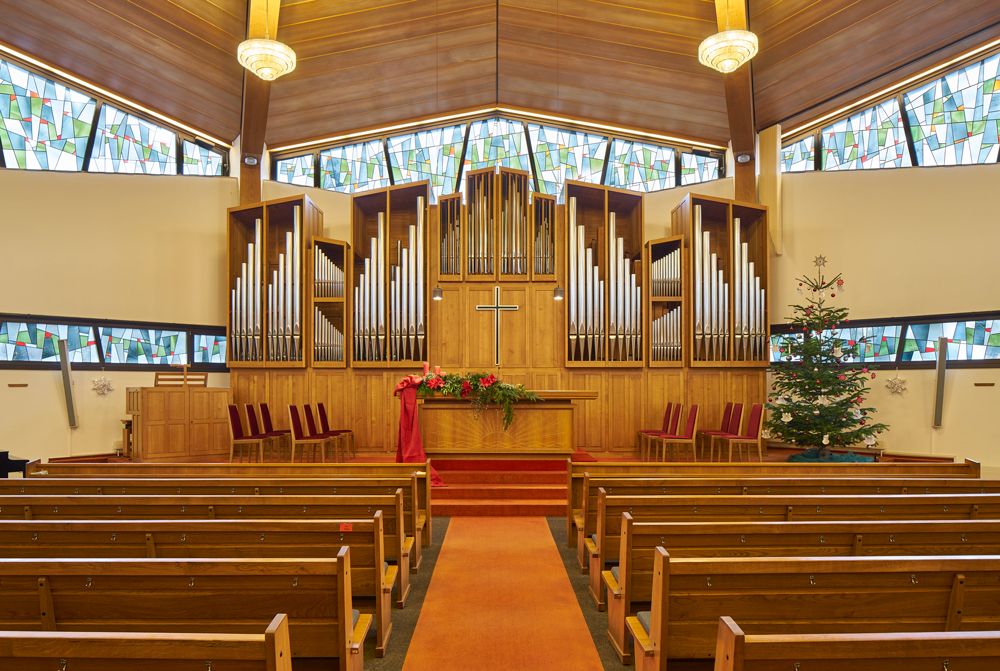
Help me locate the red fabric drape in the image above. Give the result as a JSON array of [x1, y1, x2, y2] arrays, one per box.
[[394, 376, 444, 487]]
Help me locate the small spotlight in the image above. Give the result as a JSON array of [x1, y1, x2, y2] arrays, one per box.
[[553, 286, 564, 300], [243, 156, 258, 166], [432, 285, 443, 301], [737, 153, 752, 164]]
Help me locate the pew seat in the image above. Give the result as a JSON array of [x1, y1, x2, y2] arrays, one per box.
[[0, 613, 294, 671]]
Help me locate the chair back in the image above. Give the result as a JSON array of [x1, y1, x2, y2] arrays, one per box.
[[718, 402, 733, 431], [727, 403, 744, 435], [658, 403, 673, 432], [679, 405, 699, 439], [669, 403, 683, 435], [745, 404, 764, 438], [317, 402, 332, 434], [244, 404, 262, 436], [304, 404, 320, 437], [226, 405, 245, 441], [287, 405, 308, 441], [260, 402, 276, 432]]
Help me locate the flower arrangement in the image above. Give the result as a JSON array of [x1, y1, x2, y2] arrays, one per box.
[[412, 370, 541, 430]]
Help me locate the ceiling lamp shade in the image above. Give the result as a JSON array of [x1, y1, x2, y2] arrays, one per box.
[[237, 38, 296, 81], [698, 29, 758, 74]]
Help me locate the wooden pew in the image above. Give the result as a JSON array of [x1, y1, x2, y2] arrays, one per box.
[[0, 515, 398, 657], [575, 475, 1000, 571], [1, 475, 429, 572], [626, 551, 1000, 671], [26, 460, 434, 552], [0, 492, 412, 608], [0, 554, 371, 671], [0, 612, 294, 671], [565, 458, 982, 548], [587, 490, 1000, 610], [604, 515, 1000, 663], [713, 616, 1000, 671]]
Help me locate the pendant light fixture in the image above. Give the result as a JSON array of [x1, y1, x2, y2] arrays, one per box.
[[238, 1, 296, 81], [698, 0, 758, 74]]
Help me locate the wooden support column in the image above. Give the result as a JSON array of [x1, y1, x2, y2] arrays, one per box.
[[715, 0, 756, 203], [757, 124, 781, 254], [239, 0, 281, 205]]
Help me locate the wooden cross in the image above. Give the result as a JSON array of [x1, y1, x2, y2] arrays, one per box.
[[476, 286, 519, 367]]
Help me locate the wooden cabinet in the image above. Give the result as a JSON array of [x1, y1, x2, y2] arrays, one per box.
[[126, 385, 232, 462]]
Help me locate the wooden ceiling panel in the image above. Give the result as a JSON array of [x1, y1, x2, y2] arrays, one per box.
[[0, 0, 246, 141], [751, 0, 1000, 130]]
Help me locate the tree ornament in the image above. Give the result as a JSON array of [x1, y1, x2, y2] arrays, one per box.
[[781, 413, 792, 423], [761, 428, 772, 440], [864, 435, 876, 447], [833, 347, 843, 358], [822, 435, 829, 445], [814, 255, 827, 268], [851, 408, 863, 420]]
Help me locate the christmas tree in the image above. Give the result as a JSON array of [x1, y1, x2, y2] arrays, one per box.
[[764, 256, 888, 460]]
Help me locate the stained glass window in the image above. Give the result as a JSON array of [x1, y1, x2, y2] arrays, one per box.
[[902, 320, 1000, 362], [680, 152, 720, 186], [386, 125, 465, 203], [275, 153, 314, 186], [88, 105, 177, 174], [903, 53, 1000, 166], [182, 140, 224, 176], [821, 99, 911, 170], [771, 333, 804, 363], [193, 334, 226, 364], [781, 136, 815, 172], [99, 327, 187, 365], [461, 117, 531, 183], [527, 124, 607, 203], [0, 59, 96, 171], [605, 139, 676, 192], [821, 325, 901, 363], [319, 140, 389, 194], [0, 323, 98, 362]]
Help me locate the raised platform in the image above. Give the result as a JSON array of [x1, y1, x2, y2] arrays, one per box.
[[432, 458, 569, 517]]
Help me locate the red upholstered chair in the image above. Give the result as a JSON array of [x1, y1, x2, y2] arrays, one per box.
[[287, 405, 326, 463], [637, 402, 672, 462], [318, 402, 354, 462], [651, 405, 699, 462], [304, 404, 338, 463], [699, 403, 744, 462], [722, 403, 765, 462], [245, 403, 286, 462], [259, 402, 291, 461], [227, 404, 264, 463]]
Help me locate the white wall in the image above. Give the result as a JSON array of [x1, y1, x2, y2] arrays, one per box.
[[0, 169, 239, 460], [262, 180, 352, 240]]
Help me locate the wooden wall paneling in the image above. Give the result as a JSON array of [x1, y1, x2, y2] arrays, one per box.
[[608, 371, 642, 451], [500, 287, 529, 368], [188, 388, 233, 457], [267, 370, 310, 431], [230, 370, 269, 410], [312, 370, 352, 432], [685, 369, 726, 435], [530, 287, 563, 368], [531, 371, 564, 391], [429, 284, 466, 369], [570, 372, 605, 453], [468, 287, 499, 369], [351, 371, 391, 451], [645, 370, 685, 431], [142, 388, 188, 460]]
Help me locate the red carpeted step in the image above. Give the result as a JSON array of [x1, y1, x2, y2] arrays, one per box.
[[433, 484, 565, 500], [432, 459, 568, 472], [432, 499, 567, 517], [437, 470, 565, 484]]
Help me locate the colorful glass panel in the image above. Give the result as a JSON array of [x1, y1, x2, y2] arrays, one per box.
[[89, 105, 177, 174], [100, 327, 187, 365], [902, 320, 1000, 362], [0, 322, 98, 362], [182, 140, 224, 176], [781, 136, 815, 172], [680, 152, 720, 185], [771, 333, 804, 363], [0, 59, 96, 171], [903, 53, 1000, 166], [605, 139, 675, 192], [320, 140, 389, 194], [527, 124, 607, 203], [821, 325, 901, 363], [387, 124, 465, 203], [461, 118, 531, 183], [275, 153, 314, 186], [822, 98, 911, 170], [193, 333, 226, 364]]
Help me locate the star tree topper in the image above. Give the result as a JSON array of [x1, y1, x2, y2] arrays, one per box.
[[885, 373, 907, 395], [92, 375, 114, 396], [813, 255, 827, 268]]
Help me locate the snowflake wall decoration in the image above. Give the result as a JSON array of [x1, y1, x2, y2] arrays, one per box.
[[92, 375, 114, 396], [885, 374, 907, 395]]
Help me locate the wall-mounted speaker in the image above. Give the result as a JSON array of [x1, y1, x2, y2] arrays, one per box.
[[58, 340, 78, 428], [933, 336, 947, 428]]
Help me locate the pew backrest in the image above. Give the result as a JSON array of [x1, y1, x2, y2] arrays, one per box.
[[0, 613, 294, 671], [0, 553, 367, 667]]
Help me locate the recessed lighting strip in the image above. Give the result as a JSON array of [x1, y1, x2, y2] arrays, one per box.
[[272, 106, 727, 153], [0, 43, 231, 148], [782, 37, 1000, 139]]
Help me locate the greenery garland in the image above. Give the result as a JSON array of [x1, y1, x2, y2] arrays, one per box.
[[413, 372, 541, 430]]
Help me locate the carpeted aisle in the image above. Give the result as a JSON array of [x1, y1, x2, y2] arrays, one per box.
[[402, 517, 605, 671]]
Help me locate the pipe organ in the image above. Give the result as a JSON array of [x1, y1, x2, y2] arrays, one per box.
[[693, 204, 730, 362], [231, 218, 263, 363], [313, 308, 344, 362], [651, 306, 682, 362], [314, 246, 344, 298], [386, 198, 426, 362], [651, 248, 681, 297], [466, 170, 495, 277], [533, 194, 556, 278], [733, 218, 767, 362], [499, 171, 529, 277], [354, 213, 386, 362]]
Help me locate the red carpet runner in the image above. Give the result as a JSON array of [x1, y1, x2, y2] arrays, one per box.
[[402, 517, 604, 671]]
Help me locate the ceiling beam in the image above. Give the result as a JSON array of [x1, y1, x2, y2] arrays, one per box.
[[715, 0, 756, 203], [240, 0, 281, 205]]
